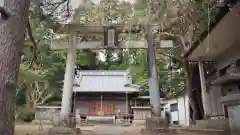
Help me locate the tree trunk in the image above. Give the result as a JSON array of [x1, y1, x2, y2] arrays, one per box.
[[182, 60, 199, 125], [192, 65, 204, 120], [0, 1, 30, 135], [106, 49, 113, 69], [118, 49, 124, 64]]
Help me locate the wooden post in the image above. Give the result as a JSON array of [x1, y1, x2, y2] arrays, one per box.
[[101, 94, 103, 112], [183, 95, 187, 125], [198, 60, 211, 117], [60, 32, 77, 120], [126, 92, 129, 114]]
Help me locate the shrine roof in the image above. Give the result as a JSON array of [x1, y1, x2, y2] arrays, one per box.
[[73, 70, 141, 93]]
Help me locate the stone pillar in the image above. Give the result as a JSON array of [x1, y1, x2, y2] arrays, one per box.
[[126, 92, 129, 114], [198, 60, 211, 117], [60, 32, 77, 120], [144, 23, 169, 131], [221, 94, 240, 135], [145, 23, 161, 117], [100, 94, 103, 112]]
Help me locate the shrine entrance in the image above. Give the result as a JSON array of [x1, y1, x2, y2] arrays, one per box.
[[89, 100, 115, 116], [51, 23, 172, 120]]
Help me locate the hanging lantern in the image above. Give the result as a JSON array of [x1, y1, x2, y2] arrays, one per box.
[[104, 25, 118, 48]]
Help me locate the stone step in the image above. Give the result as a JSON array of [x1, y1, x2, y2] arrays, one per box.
[[47, 127, 81, 135], [141, 128, 228, 135]]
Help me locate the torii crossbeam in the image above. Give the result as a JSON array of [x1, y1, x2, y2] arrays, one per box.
[[53, 23, 173, 120]]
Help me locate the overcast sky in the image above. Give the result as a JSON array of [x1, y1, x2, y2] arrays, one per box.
[[0, 0, 136, 7], [0, 0, 136, 23], [71, 0, 136, 9], [0, 0, 135, 61]]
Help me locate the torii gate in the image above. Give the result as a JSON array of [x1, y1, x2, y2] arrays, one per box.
[[51, 23, 173, 120]]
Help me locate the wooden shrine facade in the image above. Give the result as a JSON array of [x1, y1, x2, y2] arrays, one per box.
[[71, 70, 140, 118]]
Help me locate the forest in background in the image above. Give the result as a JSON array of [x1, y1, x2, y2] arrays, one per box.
[[14, 0, 220, 123]]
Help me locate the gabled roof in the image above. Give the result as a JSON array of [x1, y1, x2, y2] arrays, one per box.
[[73, 70, 140, 93], [182, 0, 239, 58]]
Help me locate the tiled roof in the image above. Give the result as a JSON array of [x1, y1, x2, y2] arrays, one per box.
[[73, 70, 140, 93]]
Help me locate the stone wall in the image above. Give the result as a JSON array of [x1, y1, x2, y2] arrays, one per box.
[[195, 118, 230, 131], [142, 128, 227, 135], [34, 107, 61, 124], [132, 108, 151, 120], [228, 104, 240, 135]]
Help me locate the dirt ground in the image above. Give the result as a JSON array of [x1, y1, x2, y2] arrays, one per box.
[[15, 124, 226, 135], [15, 124, 144, 135]]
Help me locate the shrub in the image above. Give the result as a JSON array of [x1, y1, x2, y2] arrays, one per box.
[[16, 106, 35, 122]]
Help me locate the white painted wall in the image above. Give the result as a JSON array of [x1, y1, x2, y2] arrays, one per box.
[[163, 94, 189, 126]]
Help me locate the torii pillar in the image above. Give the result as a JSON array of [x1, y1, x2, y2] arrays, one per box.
[[60, 32, 77, 120], [53, 23, 168, 120]]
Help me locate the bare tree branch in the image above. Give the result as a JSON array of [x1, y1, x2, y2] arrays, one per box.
[[26, 81, 55, 107], [47, 0, 67, 16], [31, 0, 71, 31], [158, 51, 181, 61], [27, 19, 38, 69], [0, 6, 9, 20], [16, 88, 21, 97], [40, 91, 55, 105], [160, 32, 181, 38], [66, 0, 70, 17], [46, 0, 70, 17], [180, 36, 186, 49]]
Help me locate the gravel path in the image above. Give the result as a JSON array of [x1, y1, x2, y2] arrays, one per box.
[[15, 124, 144, 135], [91, 125, 143, 135]]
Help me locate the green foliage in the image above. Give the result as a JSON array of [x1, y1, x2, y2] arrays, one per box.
[[17, 2, 66, 109], [16, 106, 35, 122], [18, 46, 65, 107], [194, 0, 220, 37], [16, 87, 27, 107], [70, 0, 187, 97], [16, 0, 214, 110]]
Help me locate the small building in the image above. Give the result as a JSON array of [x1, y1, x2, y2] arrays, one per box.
[[130, 96, 164, 125], [183, 0, 240, 134], [34, 70, 141, 124], [130, 92, 189, 126], [34, 70, 190, 126], [72, 70, 141, 123], [163, 91, 189, 126]]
